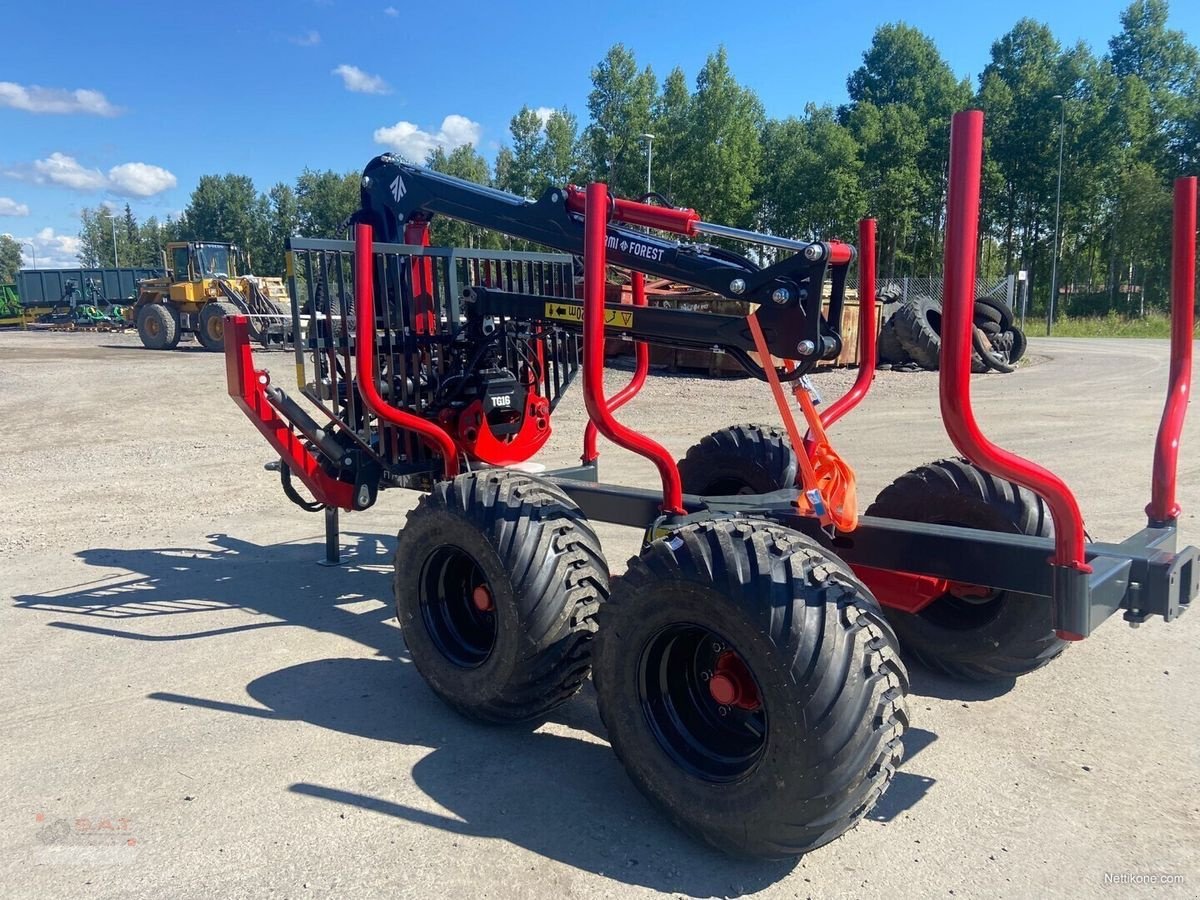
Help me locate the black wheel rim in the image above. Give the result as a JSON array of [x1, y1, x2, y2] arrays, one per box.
[[419, 546, 496, 668], [638, 623, 767, 783]]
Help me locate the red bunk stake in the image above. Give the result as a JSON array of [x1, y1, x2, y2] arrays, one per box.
[[582, 270, 650, 464], [354, 223, 460, 477], [939, 110, 1088, 572], [581, 184, 684, 515], [820, 218, 878, 430], [1147, 176, 1198, 526]]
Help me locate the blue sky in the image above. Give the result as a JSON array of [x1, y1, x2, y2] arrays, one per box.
[[2, 0, 1197, 268]]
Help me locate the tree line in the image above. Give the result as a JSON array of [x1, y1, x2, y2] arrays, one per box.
[[76, 0, 1198, 318]]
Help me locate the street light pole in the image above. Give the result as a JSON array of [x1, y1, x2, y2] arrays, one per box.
[[99, 210, 118, 267], [1047, 94, 1066, 336], [640, 133, 654, 194], [22, 241, 38, 269]]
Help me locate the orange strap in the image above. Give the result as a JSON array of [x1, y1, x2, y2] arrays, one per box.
[[746, 314, 858, 532]]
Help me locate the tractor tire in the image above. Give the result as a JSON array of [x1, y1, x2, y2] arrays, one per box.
[[136, 304, 180, 351], [877, 320, 910, 365], [977, 319, 1003, 337], [865, 458, 1067, 681], [973, 295, 1015, 331], [676, 424, 797, 496], [1008, 327, 1028, 363], [196, 301, 240, 352], [394, 470, 609, 723], [593, 518, 908, 858], [891, 294, 942, 370]]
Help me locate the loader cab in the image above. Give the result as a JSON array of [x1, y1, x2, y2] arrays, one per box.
[[165, 241, 240, 282]]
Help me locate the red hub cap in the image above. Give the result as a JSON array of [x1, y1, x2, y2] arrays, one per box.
[[471, 584, 494, 613], [707, 651, 761, 710]]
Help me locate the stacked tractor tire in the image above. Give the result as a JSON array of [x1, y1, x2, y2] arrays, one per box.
[[876, 285, 1027, 372]]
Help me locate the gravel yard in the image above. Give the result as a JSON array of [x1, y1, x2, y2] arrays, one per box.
[[0, 329, 1196, 899]]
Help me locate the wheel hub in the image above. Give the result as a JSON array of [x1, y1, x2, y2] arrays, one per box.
[[471, 583, 494, 612], [708, 651, 761, 710]]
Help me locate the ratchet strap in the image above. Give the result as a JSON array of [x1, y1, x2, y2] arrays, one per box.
[[746, 313, 858, 532]]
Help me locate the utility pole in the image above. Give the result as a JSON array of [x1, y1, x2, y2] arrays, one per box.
[[22, 241, 38, 269], [99, 210, 119, 267], [1046, 94, 1066, 336], [640, 133, 655, 194]]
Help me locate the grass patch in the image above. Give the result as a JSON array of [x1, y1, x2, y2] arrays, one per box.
[[1044, 312, 1195, 338]]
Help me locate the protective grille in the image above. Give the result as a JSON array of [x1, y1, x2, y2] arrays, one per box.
[[285, 238, 579, 475]]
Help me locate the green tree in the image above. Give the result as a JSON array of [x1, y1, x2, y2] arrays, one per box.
[[977, 19, 1067, 300], [760, 106, 865, 242], [539, 109, 581, 187], [425, 144, 499, 248], [498, 106, 545, 198], [649, 67, 692, 199], [674, 48, 764, 228], [0, 235, 21, 282], [295, 169, 359, 238], [845, 23, 970, 273], [1110, 0, 1199, 141], [78, 205, 166, 268], [265, 183, 300, 276], [582, 44, 657, 197], [181, 174, 271, 268]]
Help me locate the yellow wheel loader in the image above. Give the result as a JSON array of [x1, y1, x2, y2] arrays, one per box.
[[129, 241, 291, 351]]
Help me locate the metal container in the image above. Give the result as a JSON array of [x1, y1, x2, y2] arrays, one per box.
[[15, 267, 165, 306]]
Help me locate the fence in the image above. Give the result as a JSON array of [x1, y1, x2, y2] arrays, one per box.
[[843, 273, 1017, 307]]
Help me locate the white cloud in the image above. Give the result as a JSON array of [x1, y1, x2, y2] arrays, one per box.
[[534, 106, 555, 127], [0, 197, 29, 216], [0, 82, 120, 116], [7, 152, 177, 198], [289, 30, 321, 47], [107, 162, 177, 197], [373, 114, 482, 161], [33, 153, 107, 190], [5, 226, 83, 269], [332, 64, 390, 94], [383, 6, 398, 15]]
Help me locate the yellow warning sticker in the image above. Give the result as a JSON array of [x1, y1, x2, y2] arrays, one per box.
[[543, 302, 635, 329]]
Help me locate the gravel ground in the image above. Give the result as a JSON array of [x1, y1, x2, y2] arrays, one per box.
[[0, 329, 1196, 899]]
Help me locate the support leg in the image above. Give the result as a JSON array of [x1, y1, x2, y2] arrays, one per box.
[[317, 505, 345, 566]]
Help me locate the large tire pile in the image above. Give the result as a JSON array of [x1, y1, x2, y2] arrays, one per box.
[[876, 285, 1027, 373]]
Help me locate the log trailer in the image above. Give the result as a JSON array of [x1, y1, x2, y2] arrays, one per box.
[[225, 111, 1197, 858]]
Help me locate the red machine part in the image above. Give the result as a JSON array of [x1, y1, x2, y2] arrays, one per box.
[[939, 111, 1089, 573], [471, 584, 494, 613], [565, 186, 702, 236], [1147, 176, 1197, 525], [355, 222, 460, 477], [224, 315, 355, 509], [820, 218, 878, 431], [404, 220, 438, 335], [453, 395, 552, 465], [582, 270, 650, 464], [563, 185, 854, 265], [582, 183, 685, 515], [707, 651, 761, 711]]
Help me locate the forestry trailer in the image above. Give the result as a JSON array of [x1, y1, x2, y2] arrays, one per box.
[[223, 111, 1197, 858]]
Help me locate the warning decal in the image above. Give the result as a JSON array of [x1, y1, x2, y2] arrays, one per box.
[[543, 302, 634, 329]]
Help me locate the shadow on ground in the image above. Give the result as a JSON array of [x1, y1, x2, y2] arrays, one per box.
[[14, 532, 938, 895]]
